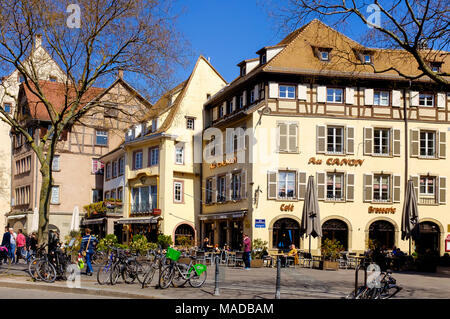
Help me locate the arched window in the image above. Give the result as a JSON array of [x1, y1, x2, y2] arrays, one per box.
[[175, 224, 195, 246], [272, 218, 300, 250], [322, 219, 348, 250], [416, 222, 440, 254], [369, 220, 395, 249]]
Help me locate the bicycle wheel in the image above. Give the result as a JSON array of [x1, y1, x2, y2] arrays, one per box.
[[97, 260, 113, 285], [172, 264, 188, 288], [0, 255, 12, 274], [28, 257, 41, 281], [136, 261, 152, 285], [92, 251, 107, 265], [141, 264, 157, 288], [159, 265, 174, 289], [188, 267, 207, 288], [110, 262, 122, 285], [37, 260, 57, 283], [123, 261, 138, 284]]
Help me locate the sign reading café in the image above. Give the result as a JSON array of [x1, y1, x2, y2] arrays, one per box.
[[308, 157, 364, 167]]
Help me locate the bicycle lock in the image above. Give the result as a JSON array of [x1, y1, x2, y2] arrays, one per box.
[[214, 255, 220, 296], [275, 257, 281, 299]]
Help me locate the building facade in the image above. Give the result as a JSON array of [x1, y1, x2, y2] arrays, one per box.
[[201, 20, 450, 256]]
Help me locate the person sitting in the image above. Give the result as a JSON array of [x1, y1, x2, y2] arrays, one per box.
[[287, 244, 299, 266]]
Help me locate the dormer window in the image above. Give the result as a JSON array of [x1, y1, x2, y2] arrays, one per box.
[[364, 55, 372, 64], [429, 62, 442, 73], [240, 65, 246, 77], [18, 74, 25, 83], [49, 76, 57, 82], [260, 53, 267, 65], [320, 51, 329, 61]]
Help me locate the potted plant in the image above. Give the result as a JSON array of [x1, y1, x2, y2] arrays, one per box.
[[251, 238, 268, 268], [321, 238, 344, 271]]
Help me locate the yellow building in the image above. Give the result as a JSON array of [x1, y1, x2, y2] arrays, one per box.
[[201, 20, 450, 256], [121, 56, 227, 244]]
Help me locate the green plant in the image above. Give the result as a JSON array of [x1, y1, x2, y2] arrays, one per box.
[[251, 238, 268, 259], [83, 201, 107, 217], [97, 234, 119, 251], [175, 236, 193, 248], [130, 234, 152, 255], [157, 234, 173, 249], [321, 238, 344, 261]]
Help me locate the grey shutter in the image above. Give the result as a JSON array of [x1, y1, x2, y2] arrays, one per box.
[[364, 88, 374, 105], [393, 129, 401, 157], [288, 123, 298, 153], [316, 125, 326, 154], [363, 174, 373, 202], [203, 179, 206, 204], [346, 173, 354, 202], [393, 175, 401, 203], [298, 172, 307, 200], [267, 171, 277, 200], [364, 127, 373, 155], [212, 176, 217, 203], [439, 131, 446, 159], [346, 126, 355, 154], [278, 123, 288, 152], [411, 175, 419, 200], [316, 172, 325, 201], [241, 170, 247, 199], [226, 173, 232, 201], [439, 176, 446, 204], [410, 129, 419, 157]]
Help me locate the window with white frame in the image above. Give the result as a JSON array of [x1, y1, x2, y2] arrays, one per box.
[[227, 100, 233, 114], [231, 173, 241, 200], [420, 131, 435, 157], [174, 181, 183, 203], [239, 94, 244, 108], [51, 186, 60, 204], [134, 151, 143, 170], [175, 144, 184, 164], [117, 187, 123, 201], [206, 178, 213, 204], [373, 175, 390, 202], [186, 117, 195, 130], [279, 85, 295, 99], [327, 88, 343, 103], [3, 103, 11, 113], [149, 147, 159, 166], [373, 128, 390, 155], [374, 91, 389, 106], [419, 93, 434, 107], [326, 173, 344, 200], [105, 163, 111, 179], [320, 51, 329, 61], [364, 55, 372, 64], [118, 157, 124, 175], [250, 91, 255, 104], [219, 105, 224, 118], [217, 175, 226, 202], [420, 176, 435, 196], [278, 171, 296, 199], [95, 130, 108, 145], [327, 126, 344, 154], [52, 155, 60, 171], [112, 161, 118, 178], [110, 190, 116, 200], [151, 119, 158, 132]]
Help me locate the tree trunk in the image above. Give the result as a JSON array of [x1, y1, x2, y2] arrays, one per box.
[[37, 163, 51, 246]]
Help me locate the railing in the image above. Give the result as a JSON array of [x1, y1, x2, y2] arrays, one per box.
[[419, 197, 437, 205], [131, 203, 155, 213]]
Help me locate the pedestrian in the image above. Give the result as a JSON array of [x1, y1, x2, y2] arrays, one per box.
[[15, 229, 26, 264], [9, 228, 17, 264], [28, 233, 38, 259], [1, 227, 11, 263], [243, 233, 251, 270], [80, 228, 98, 276]]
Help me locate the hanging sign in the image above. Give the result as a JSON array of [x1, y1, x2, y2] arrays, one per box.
[[255, 219, 266, 228]]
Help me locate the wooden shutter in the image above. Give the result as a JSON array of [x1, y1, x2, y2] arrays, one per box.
[[363, 174, 373, 202], [316, 172, 325, 201], [278, 123, 288, 152], [298, 172, 307, 200], [288, 123, 298, 153], [254, 85, 259, 100], [346, 173, 354, 202], [212, 176, 217, 203], [241, 170, 247, 199], [411, 175, 419, 200], [316, 125, 326, 154], [410, 129, 419, 157], [297, 84, 307, 100], [439, 131, 446, 159], [202, 179, 207, 204], [410, 91, 419, 106], [267, 171, 277, 200], [363, 127, 373, 155], [226, 173, 232, 201], [269, 82, 278, 98], [226, 129, 233, 154], [393, 129, 401, 157], [364, 88, 374, 105], [345, 87, 354, 104], [242, 91, 247, 106], [439, 176, 446, 204], [317, 86, 326, 103], [346, 126, 355, 154], [393, 175, 401, 203], [392, 90, 401, 107], [232, 96, 237, 112], [437, 93, 445, 108]]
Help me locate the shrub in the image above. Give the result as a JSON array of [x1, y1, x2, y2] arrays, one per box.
[[130, 235, 152, 255], [251, 238, 268, 259], [97, 234, 119, 252], [157, 234, 173, 249], [321, 238, 344, 261], [176, 236, 193, 248]]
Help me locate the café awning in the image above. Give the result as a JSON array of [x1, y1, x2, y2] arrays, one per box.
[[81, 218, 106, 225], [115, 216, 162, 224], [198, 211, 247, 221]]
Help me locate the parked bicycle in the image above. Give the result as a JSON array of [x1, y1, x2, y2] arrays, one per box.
[[346, 269, 402, 299], [110, 249, 149, 285], [97, 247, 120, 285], [141, 248, 167, 288], [28, 244, 48, 280], [36, 248, 75, 283]]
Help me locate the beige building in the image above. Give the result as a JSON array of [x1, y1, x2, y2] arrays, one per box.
[[121, 56, 227, 244], [201, 20, 450, 256]]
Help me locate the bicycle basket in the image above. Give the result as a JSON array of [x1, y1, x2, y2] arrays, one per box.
[[193, 264, 207, 276], [166, 247, 181, 261]]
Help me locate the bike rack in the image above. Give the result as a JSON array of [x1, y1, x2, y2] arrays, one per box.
[[354, 262, 367, 294]]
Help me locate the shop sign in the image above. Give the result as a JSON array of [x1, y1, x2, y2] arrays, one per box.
[[368, 206, 396, 214], [280, 204, 294, 212], [152, 209, 161, 216], [255, 219, 266, 228], [209, 157, 237, 169], [308, 157, 364, 167]]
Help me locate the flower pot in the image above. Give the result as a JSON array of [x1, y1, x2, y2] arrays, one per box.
[[251, 259, 264, 268], [323, 260, 339, 271]]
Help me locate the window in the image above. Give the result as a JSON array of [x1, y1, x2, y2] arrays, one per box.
[[174, 181, 183, 203], [419, 93, 434, 107], [429, 62, 441, 73], [3, 103, 11, 113], [278, 122, 298, 152], [118, 157, 124, 175], [373, 175, 390, 202], [175, 145, 184, 164], [326, 173, 344, 201], [259, 83, 265, 99], [279, 85, 295, 99], [327, 88, 343, 103], [112, 161, 117, 178], [105, 163, 111, 179], [133, 151, 143, 170], [49, 76, 57, 82], [420, 176, 435, 196], [51, 186, 60, 204], [231, 173, 241, 200], [186, 117, 195, 130], [219, 105, 224, 118], [327, 127, 344, 154], [105, 191, 110, 199], [373, 129, 390, 155], [217, 176, 226, 202], [364, 55, 372, 64], [96, 130, 108, 145], [260, 53, 267, 64], [18, 74, 25, 83], [320, 51, 329, 61], [110, 190, 116, 200], [374, 91, 389, 106], [206, 178, 213, 204], [226, 100, 233, 114], [210, 135, 216, 156], [131, 186, 156, 213], [52, 155, 60, 171], [250, 91, 255, 104], [92, 189, 102, 203], [278, 171, 296, 199], [148, 147, 159, 166], [240, 65, 246, 77], [117, 187, 123, 201], [239, 95, 244, 108], [420, 131, 435, 157], [151, 119, 158, 132]]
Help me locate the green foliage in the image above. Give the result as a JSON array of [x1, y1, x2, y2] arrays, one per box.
[[148, 242, 158, 250], [157, 234, 173, 249], [175, 236, 193, 248], [83, 201, 107, 217], [97, 234, 119, 252], [130, 234, 153, 255], [64, 231, 82, 255], [251, 238, 268, 259], [321, 238, 344, 261]]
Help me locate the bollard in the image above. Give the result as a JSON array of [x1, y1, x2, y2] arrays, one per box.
[[214, 256, 220, 296], [275, 257, 281, 299]]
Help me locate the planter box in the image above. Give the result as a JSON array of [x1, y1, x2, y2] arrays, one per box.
[[323, 260, 339, 271], [251, 259, 264, 268]]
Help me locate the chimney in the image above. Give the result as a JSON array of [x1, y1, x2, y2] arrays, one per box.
[[34, 34, 42, 49], [118, 69, 124, 79]]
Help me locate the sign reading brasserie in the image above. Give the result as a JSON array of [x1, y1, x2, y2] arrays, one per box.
[[308, 157, 364, 167], [209, 157, 237, 169], [368, 206, 396, 214]]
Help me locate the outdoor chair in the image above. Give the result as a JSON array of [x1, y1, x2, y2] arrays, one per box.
[[195, 251, 206, 264], [234, 251, 244, 267], [346, 253, 357, 269], [338, 253, 348, 269], [263, 254, 273, 267], [220, 251, 229, 265], [301, 252, 313, 268], [205, 252, 214, 265], [227, 252, 236, 266]]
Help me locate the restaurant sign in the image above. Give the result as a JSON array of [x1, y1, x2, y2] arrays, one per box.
[[209, 157, 237, 169], [308, 157, 364, 167], [368, 206, 396, 214], [280, 204, 294, 212]]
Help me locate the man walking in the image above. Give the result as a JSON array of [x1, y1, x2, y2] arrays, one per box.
[[15, 229, 26, 264], [80, 228, 98, 276], [243, 233, 251, 270], [1, 227, 11, 263], [9, 228, 17, 264]]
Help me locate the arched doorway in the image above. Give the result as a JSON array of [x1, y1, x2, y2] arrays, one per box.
[[415, 222, 440, 254], [174, 224, 195, 246], [369, 220, 395, 249], [322, 219, 348, 250], [272, 218, 300, 250]]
